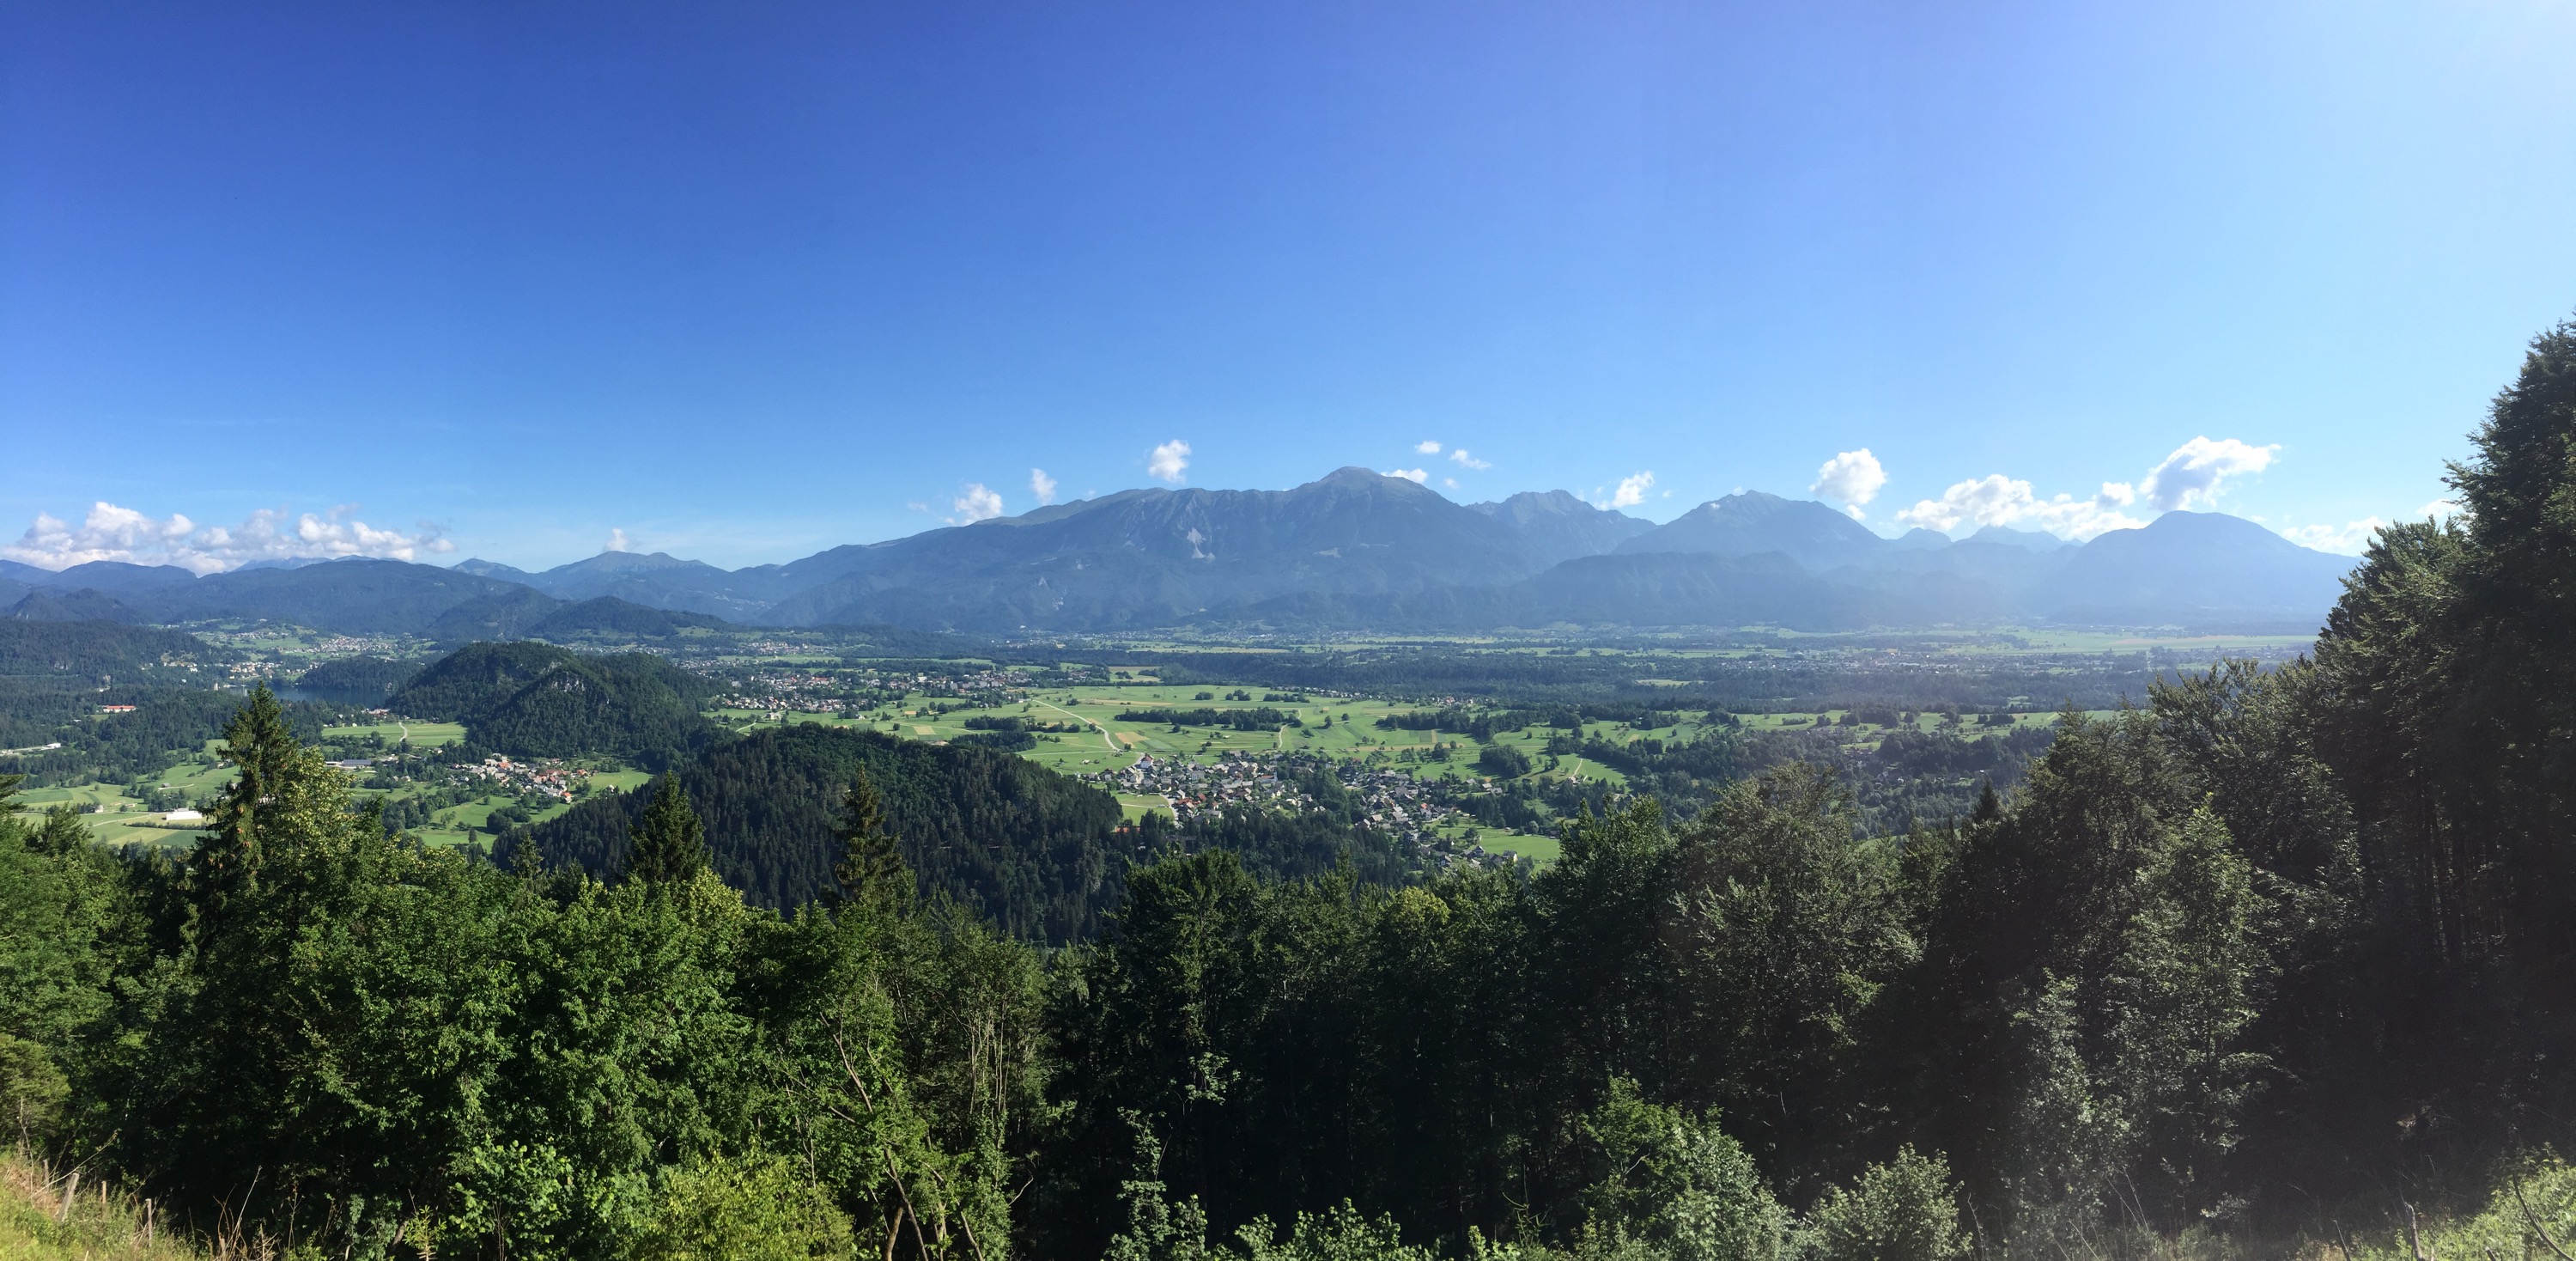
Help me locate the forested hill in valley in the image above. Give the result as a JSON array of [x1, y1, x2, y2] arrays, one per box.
[[3, 471, 2358, 637], [503, 724, 1126, 939], [388, 640, 718, 763], [0, 618, 228, 684]]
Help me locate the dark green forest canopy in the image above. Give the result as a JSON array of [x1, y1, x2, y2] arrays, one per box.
[[292, 654, 419, 698], [390, 640, 719, 762], [0, 618, 231, 681], [1113, 706, 1303, 729], [0, 613, 327, 783], [507, 724, 1125, 941], [0, 672, 331, 789], [388, 640, 592, 719]]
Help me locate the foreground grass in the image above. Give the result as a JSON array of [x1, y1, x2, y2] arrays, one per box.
[[0, 1155, 198, 1261], [3, 1138, 2568, 1261]]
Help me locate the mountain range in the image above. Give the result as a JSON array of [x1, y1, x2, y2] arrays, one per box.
[[1, 468, 2358, 637]]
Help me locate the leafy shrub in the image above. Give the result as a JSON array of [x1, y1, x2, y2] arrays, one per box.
[[1794, 1148, 1968, 1261], [628, 1152, 852, 1261], [1574, 1081, 1788, 1261]]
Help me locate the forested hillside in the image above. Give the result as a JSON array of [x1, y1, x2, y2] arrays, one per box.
[[5, 587, 143, 623], [390, 640, 717, 762], [2, 318, 2572, 1259], [0, 619, 226, 683], [0, 685, 326, 788], [506, 724, 1126, 940], [0, 621, 256, 782], [291, 653, 418, 699]]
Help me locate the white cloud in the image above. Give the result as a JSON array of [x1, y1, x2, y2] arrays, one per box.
[[1443, 477, 1460, 489], [2420, 498, 2463, 521], [1809, 449, 1886, 515], [1382, 467, 1429, 483], [1891, 436, 2278, 541], [2279, 517, 2385, 555], [1415, 440, 1443, 454], [2, 501, 453, 575], [1148, 440, 1192, 484], [950, 484, 1005, 523], [606, 528, 629, 552], [1030, 468, 1058, 505], [1449, 448, 1492, 471], [1895, 476, 2147, 540], [2141, 436, 2277, 510], [1595, 472, 1655, 510]]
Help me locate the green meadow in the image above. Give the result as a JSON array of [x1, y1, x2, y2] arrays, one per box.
[[707, 684, 2105, 804], [319, 720, 466, 748]]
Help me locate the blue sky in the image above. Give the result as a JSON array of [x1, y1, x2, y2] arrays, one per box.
[[6, 0, 2574, 570]]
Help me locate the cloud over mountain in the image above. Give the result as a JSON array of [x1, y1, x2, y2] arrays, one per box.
[[951, 484, 1005, 523], [1597, 472, 1655, 509], [3, 501, 453, 574], [1897, 475, 2146, 539], [1893, 437, 2277, 539], [1810, 449, 1886, 517], [2142, 436, 2277, 510]]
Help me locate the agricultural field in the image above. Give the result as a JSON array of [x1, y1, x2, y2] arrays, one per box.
[[149, 755, 240, 798], [717, 681, 2099, 801], [411, 794, 556, 850], [721, 685, 1473, 779], [319, 720, 466, 748], [7, 783, 198, 849]]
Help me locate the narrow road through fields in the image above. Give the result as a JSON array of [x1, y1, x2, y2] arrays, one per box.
[[1035, 698, 1121, 753]]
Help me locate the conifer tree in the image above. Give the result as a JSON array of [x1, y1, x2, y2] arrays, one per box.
[[622, 774, 707, 886], [193, 684, 299, 911], [30, 806, 88, 860], [831, 767, 908, 905], [1970, 777, 2002, 824]]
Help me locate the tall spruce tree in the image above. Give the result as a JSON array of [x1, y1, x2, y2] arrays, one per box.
[[622, 774, 708, 885], [831, 767, 908, 905], [191, 684, 300, 916]]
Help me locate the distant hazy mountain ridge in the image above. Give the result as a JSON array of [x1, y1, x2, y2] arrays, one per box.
[[2, 468, 2359, 634], [1614, 490, 1895, 572]]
